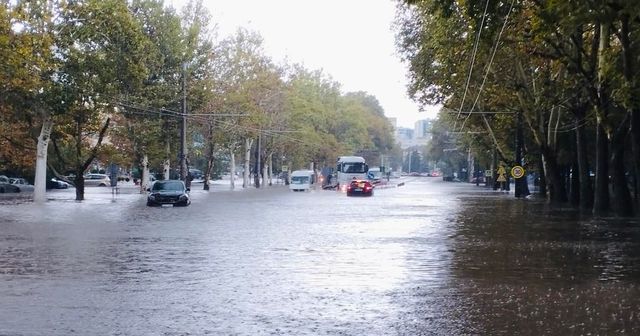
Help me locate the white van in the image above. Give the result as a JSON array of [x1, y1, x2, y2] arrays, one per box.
[[289, 170, 315, 191]]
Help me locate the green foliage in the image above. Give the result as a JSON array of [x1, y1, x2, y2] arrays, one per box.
[[397, 0, 640, 212], [1, 1, 398, 184]]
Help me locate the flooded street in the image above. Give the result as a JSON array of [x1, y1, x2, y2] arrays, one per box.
[[1, 178, 639, 335]]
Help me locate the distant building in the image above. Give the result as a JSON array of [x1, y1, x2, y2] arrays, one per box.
[[388, 117, 433, 149], [414, 119, 433, 140], [395, 127, 414, 149]]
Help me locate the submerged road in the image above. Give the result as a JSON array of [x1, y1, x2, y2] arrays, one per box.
[[1, 178, 639, 335]]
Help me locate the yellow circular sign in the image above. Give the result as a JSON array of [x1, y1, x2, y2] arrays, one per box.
[[511, 166, 525, 179]]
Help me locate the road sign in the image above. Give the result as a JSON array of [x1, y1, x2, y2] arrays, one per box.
[[511, 165, 525, 179], [496, 173, 507, 182], [497, 166, 506, 175], [485, 170, 493, 177], [281, 165, 288, 171]]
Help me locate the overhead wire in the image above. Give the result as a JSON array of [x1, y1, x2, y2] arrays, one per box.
[[460, 0, 516, 132], [116, 100, 317, 149], [452, 0, 491, 133]]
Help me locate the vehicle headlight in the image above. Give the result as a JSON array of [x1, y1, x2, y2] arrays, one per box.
[[179, 194, 188, 200], [148, 194, 156, 200]]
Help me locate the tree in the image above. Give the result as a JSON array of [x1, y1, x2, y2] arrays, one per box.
[[49, 0, 149, 200], [396, 0, 639, 216]]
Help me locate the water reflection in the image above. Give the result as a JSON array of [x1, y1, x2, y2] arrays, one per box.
[[438, 188, 640, 334]]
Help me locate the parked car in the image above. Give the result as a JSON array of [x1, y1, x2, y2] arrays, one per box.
[[189, 168, 203, 180], [0, 175, 19, 193], [84, 173, 111, 187], [146, 180, 190, 207], [47, 178, 72, 189], [346, 179, 374, 197], [9, 178, 35, 192]]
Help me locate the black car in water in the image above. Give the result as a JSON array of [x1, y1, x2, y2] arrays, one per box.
[[147, 180, 190, 206]]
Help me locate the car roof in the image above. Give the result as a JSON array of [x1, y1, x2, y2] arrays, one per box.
[[155, 179, 184, 184]]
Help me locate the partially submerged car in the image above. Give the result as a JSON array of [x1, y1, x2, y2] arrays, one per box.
[[84, 173, 111, 187], [0, 175, 19, 193], [47, 178, 72, 189], [346, 179, 374, 197], [289, 170, 315, 192], [147, 180, 190, 207], [9, 178, 34, 192]]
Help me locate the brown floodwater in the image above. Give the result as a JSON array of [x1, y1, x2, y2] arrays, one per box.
[[0, 178, 638, 335]]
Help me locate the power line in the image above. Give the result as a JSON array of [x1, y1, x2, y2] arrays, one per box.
[[452, 0, 491, 133], [460, 0, 516, 132]]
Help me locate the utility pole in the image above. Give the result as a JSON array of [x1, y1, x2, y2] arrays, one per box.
[[180, 63, 187, 184]]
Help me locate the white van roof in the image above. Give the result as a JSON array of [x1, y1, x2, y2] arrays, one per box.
[[290, 170, 314, 176]]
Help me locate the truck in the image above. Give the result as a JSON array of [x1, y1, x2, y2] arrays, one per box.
[[335, 156, 368, 191]]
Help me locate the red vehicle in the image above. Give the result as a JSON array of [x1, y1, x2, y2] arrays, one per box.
[[346, 179, 374, 197]]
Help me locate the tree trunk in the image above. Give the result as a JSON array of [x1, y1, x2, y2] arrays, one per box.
[[204, 124, 215, 191], [538, 152, 547, 196], [243, 138, 252, 188], [593, 23, 611, 216], [73, 117, 110, 201], [610, 143, 633, 216], [268, 153, 273, 186], [254, 135, 261, 188], [593, 123, 610, 215], [34, 114, 53, 203], [620, 15, 640, 206], [632, 106, 640, 204], [514, 111, 530, 198], [541, 146, 568, 205], [575, 110, 593, 210], [609, 117, 633, 216], [570, 161, 580, 207], [230, 148, 236, 190], [74, 173, 85, 201], [140, 154, 150, 193], [163, 141, 171, 180], [262, 162, 268, 188], [203, 150, 213, 191]]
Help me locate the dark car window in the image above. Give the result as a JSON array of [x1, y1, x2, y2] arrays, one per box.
[[291, 176, 309, 184], [343, 162, 366, 173]]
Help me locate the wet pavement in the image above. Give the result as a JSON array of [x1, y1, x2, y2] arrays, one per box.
[[1, 178, 639, 335]]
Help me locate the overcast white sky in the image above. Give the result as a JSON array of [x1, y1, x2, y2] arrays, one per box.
[[168, 0, 439, 128]]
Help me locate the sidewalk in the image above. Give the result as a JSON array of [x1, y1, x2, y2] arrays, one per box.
[[105, 175, 268, 195]]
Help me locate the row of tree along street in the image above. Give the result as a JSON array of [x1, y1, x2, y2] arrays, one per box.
[[0, 1, 398, 201], [395, 0, 640, 217]]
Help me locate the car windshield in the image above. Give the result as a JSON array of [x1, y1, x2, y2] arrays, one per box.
[[343, 162, 366, 173], [291, 176, 309, 184], [152, 181, 184, 191]]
